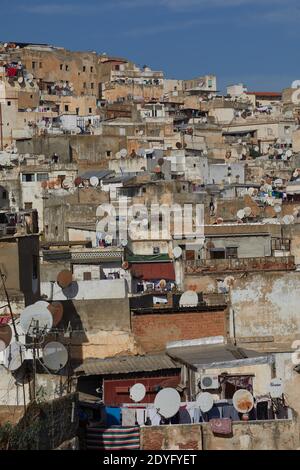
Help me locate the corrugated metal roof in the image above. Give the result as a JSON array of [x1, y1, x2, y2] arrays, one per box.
[[79, 169, 114, 180], [75, 353, 179, 376]]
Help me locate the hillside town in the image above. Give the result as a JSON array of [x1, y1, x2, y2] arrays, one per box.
[[0, 41, 300, 450]]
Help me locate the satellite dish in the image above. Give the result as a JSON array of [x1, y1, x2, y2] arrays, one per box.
[[269, 378, 283, 398], [129, 383, 146, 402], [154, 388, 181, 418], [216, 217, 223, 225], [27, 73, 33, 81], [237, 209, 245, 220], [137, 148, 146, 157], [233, 389, 254, 414], [179, 290, 198, 307], [120, 148, 128, 158], [196, 392, 214, 413], [3, 342, 26, 371], [105, 234, 113, 244], [278, 148, 283, 155], [20, 304, 53, 337], [244, 207, 252, 217], [248, 187, 255, 197], [283, 214, 295, 225], [291, 80, 300, 89], [115, 151, 121, 159], [274, 204, 282, 213], [224, 276, 235, 288], [90, 176, 99, 187], [57, 270, 73, 289], [176, 142, 182, 149], [159, 279, 167, 288], [42, 342, 68, 371], [141, 218, 148, 227], [121, 239, 128, 247], [254, 146, 259, 152], [122, 261, 129, 270], [0, 324, 12, 352], [48, 302, 64, 327], [173, 246, 182, 259], [286, 150, 292, 158], [35, 300, 50, 309], [18, 76, 24, 84], [157, 157, 164, 166]]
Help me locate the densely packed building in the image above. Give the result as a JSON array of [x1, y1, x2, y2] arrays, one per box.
[[0, 41, 300, 450]]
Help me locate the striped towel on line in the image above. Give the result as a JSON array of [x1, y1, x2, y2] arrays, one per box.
[[86, 426, 140, 450]]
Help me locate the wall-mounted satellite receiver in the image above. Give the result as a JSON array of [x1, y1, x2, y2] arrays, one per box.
[[154, 388, 181, 419], [120, 148, 128, 158], [237, 209, 245, 220], [57, 270, 73, 289], [179, 290, 198, 308], [269, 378, 283, 398], [233, 389, 254, 414], [20, 303, 53, 337], [4, 342, 26, 371], [42, 341, 68, 371], [196, 392, 214, 413], [173, 246, 182, 259], [129, 383, 146, 402], [0, 324, 12, 352]]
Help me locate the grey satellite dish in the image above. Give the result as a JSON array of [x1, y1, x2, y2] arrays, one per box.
[[173, 246, 182, 259], [244, 207, 252, 217], [254, 146, 259, 152], [27, 73, 33, 81], [283, 214, 295, 225], [120, 148, 128, 158], [274, 205, 282, 213], [233, 389, 254, 413], [35, 300, 50, 308], [154, 388, 181, 419], [129, 383, 146, 402], [20, 304, 53, 337], [269, 378, 283, 398], [42, 341, 68, 371], [4, 342, 26, 371], [90, 176, 99, 187], [196, 392, 214, 413], [179, 290, 198, 307]]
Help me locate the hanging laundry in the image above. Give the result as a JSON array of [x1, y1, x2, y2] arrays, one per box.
[[122, 408, 136, 426], [105, 407, 121, 426], [136, 408, 146, 426], [147, 407, 161, 426]]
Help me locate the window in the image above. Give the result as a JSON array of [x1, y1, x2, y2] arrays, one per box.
[[90, 66, 94, 73], [55, 226, 58, 236], [210, 248, 225, 260], [65, 64, 69, 71], [83, 66, 86, 72], [83, 272, 92, 281], [83, 82, 86, 89], [39, 62, 43, 69], [208, 79, 213, 88], [65, 105, 69, 112], [32, 61, 36, 69], [89, 107, 92, 113], [226, 247, 238, 259], [22, 173, 35, 182], [37, 173, 49, 182], [115, 65, 120, 71], [91, 82, 94, 89], [24, 202, 33, 210], [7, 101, 11, 106], [2, 191, 7, 200], [60, 64, 63, 70], [76, 107, 79, 115], [106, 150, 112, 157]]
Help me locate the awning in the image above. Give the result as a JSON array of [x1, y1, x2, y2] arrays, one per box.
[[166, 336, 272, 370], [131, 262, 176, 281]]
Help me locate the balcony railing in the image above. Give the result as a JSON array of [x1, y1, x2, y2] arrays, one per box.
[[185, 256, 295, 274]]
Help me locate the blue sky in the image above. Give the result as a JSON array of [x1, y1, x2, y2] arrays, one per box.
[[1, 0, 299, 91]]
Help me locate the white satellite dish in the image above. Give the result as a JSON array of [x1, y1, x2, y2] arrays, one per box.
[[254, 146, 259, 152], [269, 378, 283, 398], [18, 76, 24, 84], [237, 209, 245, 220], [20, 304, 53, 337], [121, 239, 128, 247], [129, 383, 146, 402], [120, 148, 128, 158], [286, 150, 292, 158], [90, 176, 99, 187], [291, 80, 300, 89], [274, 205, 282, 213], [233, 389, 254, 414], [283, 214, 295, 225], [248, 187, 255, 197], [173, 246, 182, 259], [42, 342, 68, 371], [27, 73, 33, 81], [196, 392, 214, 413], [154, 388, 181, 418], [278, 148, 283, 155], [244, 207, 252, 217], [179, 290, 198, 308], [141, 218, 148, 227], [4, 342, 26, 371], [115, 151, 121, 159], [35, 300, 50, 309]]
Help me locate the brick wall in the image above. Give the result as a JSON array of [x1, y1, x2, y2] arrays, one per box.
[[132, 309, 227, 352]]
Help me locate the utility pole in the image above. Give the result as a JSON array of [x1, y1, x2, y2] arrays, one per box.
[[0, 269, 19, 341]]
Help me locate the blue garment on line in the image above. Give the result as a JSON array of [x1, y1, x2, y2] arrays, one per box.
[[105, 407, 121, 425]]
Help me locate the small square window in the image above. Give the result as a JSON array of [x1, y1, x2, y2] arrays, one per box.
[[89, 107, 92, 113], [39, 62, 43, 69], [83, 272, 92, 281], [32, 61, 36, 69], [60, 64, 63, 70], [106, 150, 112, 157], [90, 66, 94, 73], [83, 66, 86, 72], [65, 105, 69, 112], [65, 65, 69, 71], [7, 101, 11, 106]]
